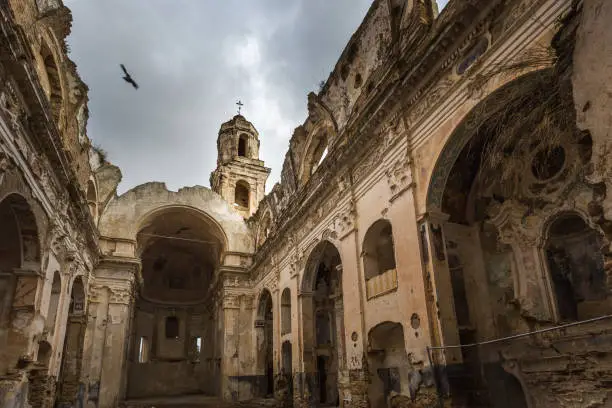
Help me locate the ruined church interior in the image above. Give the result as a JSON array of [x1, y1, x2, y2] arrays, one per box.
[[1, 0, 612, 407]]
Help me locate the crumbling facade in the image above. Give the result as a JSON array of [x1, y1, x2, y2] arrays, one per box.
[[1, 0, 611, 407]]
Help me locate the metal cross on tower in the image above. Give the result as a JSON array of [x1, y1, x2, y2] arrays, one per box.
[[236, 100, 244, 115]]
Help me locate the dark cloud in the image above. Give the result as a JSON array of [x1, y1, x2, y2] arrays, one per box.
[[65, 0, 376, 193]]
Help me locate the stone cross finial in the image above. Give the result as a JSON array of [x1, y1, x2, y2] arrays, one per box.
[[236, 100, 244, 115]]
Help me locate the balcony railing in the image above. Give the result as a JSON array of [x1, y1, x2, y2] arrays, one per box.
[[366, 268, 398, 299]]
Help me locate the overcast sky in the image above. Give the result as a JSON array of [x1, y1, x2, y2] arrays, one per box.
[[65, 0, 448, 194]]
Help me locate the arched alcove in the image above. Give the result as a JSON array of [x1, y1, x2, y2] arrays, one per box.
[[281, 288, 291, 335], [421, 68, 599, 405], [128, 206, 226, 399], [0, 193, 41, 376], [367, 322, 410, 408], [544, 213, 606, 322], [301, 240, 343, 406], [362, 219, 397, 299], [256, 289, 274, 398]]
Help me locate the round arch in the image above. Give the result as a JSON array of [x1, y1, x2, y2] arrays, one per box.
[[98, 183, 252, 254], [255, 288, 274, 397], [256, 288, 274, 320], [425, 69, 555, 212], [136, 204, 229, 257], [300, 240, 342, 293], [298, 120, 335, 186]]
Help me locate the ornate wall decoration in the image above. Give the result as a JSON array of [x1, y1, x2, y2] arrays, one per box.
[[386, 155, 413, 202], [108, 286, 133, 305], [334, 199, 357, 239]]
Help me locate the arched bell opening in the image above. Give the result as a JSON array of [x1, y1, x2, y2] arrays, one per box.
[[127, 207, 226, 399], [0, 193, 42, 377], [238, 133, 248, 157], [300, 240, 343, 407]]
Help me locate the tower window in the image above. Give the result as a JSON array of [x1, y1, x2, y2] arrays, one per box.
[[238, 134, 248, 157], [234, 180, 250, 210]]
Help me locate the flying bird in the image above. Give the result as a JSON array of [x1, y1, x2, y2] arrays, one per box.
[[120, 64, 139, 89]]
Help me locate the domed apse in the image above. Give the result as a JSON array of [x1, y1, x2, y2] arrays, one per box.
[[137, 208, 224, 304], [127, 207, 226, 399]]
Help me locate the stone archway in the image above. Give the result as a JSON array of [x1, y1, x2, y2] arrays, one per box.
[[127, 206, 226, 399], [0, 193, 42, 377], [422, 67, 608, 405], [299, 240, 344, 407]]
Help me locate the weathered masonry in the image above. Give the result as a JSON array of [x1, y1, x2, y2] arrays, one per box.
[[0, 0, 611, 407]]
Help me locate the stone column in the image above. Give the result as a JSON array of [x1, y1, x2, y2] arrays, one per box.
[[86, 258, 138, 408]]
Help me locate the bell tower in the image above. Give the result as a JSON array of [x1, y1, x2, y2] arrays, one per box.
[[210, 113, 270, 217]]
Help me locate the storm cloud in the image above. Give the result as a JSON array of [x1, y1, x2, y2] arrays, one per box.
[[65, 0, 447, 194]]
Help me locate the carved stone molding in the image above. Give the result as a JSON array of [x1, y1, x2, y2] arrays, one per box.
[[108, 286, 133, 305], [386, 155, 414, 202], [335, 200, 357, 240]]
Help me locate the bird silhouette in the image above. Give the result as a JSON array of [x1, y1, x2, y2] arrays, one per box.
[[120, 64, 139, 89]]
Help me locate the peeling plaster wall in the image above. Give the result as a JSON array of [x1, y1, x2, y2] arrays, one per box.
[[573, 0, 612, 223], [320, 0, 392, 133]]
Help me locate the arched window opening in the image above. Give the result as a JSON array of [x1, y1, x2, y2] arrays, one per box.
[[363, 220, 398, 299], [45, 271, 61, 335], [310, 138, 328, 176], [138, 337, 149, 363], [545, 213, 606, 322], [234, 180, 250, 210], [238, 134, 248, 157], [301, 132, 330, 184], [165, 316, 180, 339], [40, 42, 62, 123], [281, 288, 291, 335], [86, 179, 98, 221], [367, 322, 410, 408]]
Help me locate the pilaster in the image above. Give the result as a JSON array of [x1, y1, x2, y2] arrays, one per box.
[[86, 257, 139, 408]]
